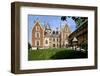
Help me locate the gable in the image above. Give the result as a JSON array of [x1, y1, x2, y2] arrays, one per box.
[[61, 24, 71, 33], [32, 21, 44, 32]]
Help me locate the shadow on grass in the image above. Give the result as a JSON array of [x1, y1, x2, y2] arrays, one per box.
[[50, 50, 88, 59]]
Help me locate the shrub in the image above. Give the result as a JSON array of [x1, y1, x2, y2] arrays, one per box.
[[81, 42, 88, 51], [28, 43, 31, 49]]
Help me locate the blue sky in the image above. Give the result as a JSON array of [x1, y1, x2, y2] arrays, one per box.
[[28, 15, 77, 44]]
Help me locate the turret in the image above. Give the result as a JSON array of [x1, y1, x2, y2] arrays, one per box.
[[44, 22, 51, 35]]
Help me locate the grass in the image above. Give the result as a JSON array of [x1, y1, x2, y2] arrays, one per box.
[[28, 48, 87, 61]]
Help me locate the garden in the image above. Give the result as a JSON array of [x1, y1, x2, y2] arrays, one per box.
[[28, 48, 87, 60]]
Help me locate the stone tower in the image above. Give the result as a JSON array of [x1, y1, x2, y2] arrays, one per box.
[[60, 21, 71, 48], [44, 23, 52, 48]]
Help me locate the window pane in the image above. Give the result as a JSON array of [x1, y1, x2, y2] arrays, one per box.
[[37, 41, 39, 46], [46, 40, 48, 44]]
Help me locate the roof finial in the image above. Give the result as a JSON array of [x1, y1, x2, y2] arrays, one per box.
[[36, 18, 39, 22], [45, 22, 51, 30]]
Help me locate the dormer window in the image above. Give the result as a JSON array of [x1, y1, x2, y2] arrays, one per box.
[[53, 31, 55, 34]]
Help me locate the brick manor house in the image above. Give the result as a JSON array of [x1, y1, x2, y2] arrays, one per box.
[[32, 20, 71, 49]]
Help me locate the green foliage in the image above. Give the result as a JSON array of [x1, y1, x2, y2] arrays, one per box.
[[51, 50, 87, 59], [71, 17, 87, 28], [61, 16, 67, 21], [28, 43, 31, 49], [76, 18, 82, 27], [28, 48, 87, 60], [81, 42, 88, 51]]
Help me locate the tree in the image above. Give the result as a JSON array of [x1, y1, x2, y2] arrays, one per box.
[[28, 42, 31, 49], [61, 16, 67, 21], [71, 17, 87, 28]]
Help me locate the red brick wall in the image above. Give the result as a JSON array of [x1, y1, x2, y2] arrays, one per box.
[[32, 22, 44, 48]]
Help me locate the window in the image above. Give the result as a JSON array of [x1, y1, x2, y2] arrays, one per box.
[[37, 41, 39, 46], [35, 32, 40, 38], [36, 26, 40, 31], [35, 40, 40, 46], [66, 34, 68, 39], [53, 38, 55, 42], [37, 32, 39, 38], [53, 44, 55, 47], [66, 44, 68, 48], [45, 40, 48, 44], [53, 31, 55, 34]]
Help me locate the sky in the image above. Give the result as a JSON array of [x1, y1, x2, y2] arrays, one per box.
[[28, 15, 77, 44]]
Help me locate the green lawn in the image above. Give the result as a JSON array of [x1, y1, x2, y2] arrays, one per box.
[[28, 48, 87, 61]]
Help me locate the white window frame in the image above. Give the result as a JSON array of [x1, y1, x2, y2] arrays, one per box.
[[35, 32, 40, 38], [36, 26, 40, 31], [45, 40, 48, 44], [35, 40, 40, 46]]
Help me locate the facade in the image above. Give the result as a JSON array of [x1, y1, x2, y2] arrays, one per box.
[[32, 21, 44, 49], [32, 20, 71, 49], [68, 19, 88, 47], [60, 24, 71, 48], [44, 23, 52, 48], [50, 30, 60, 48]]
